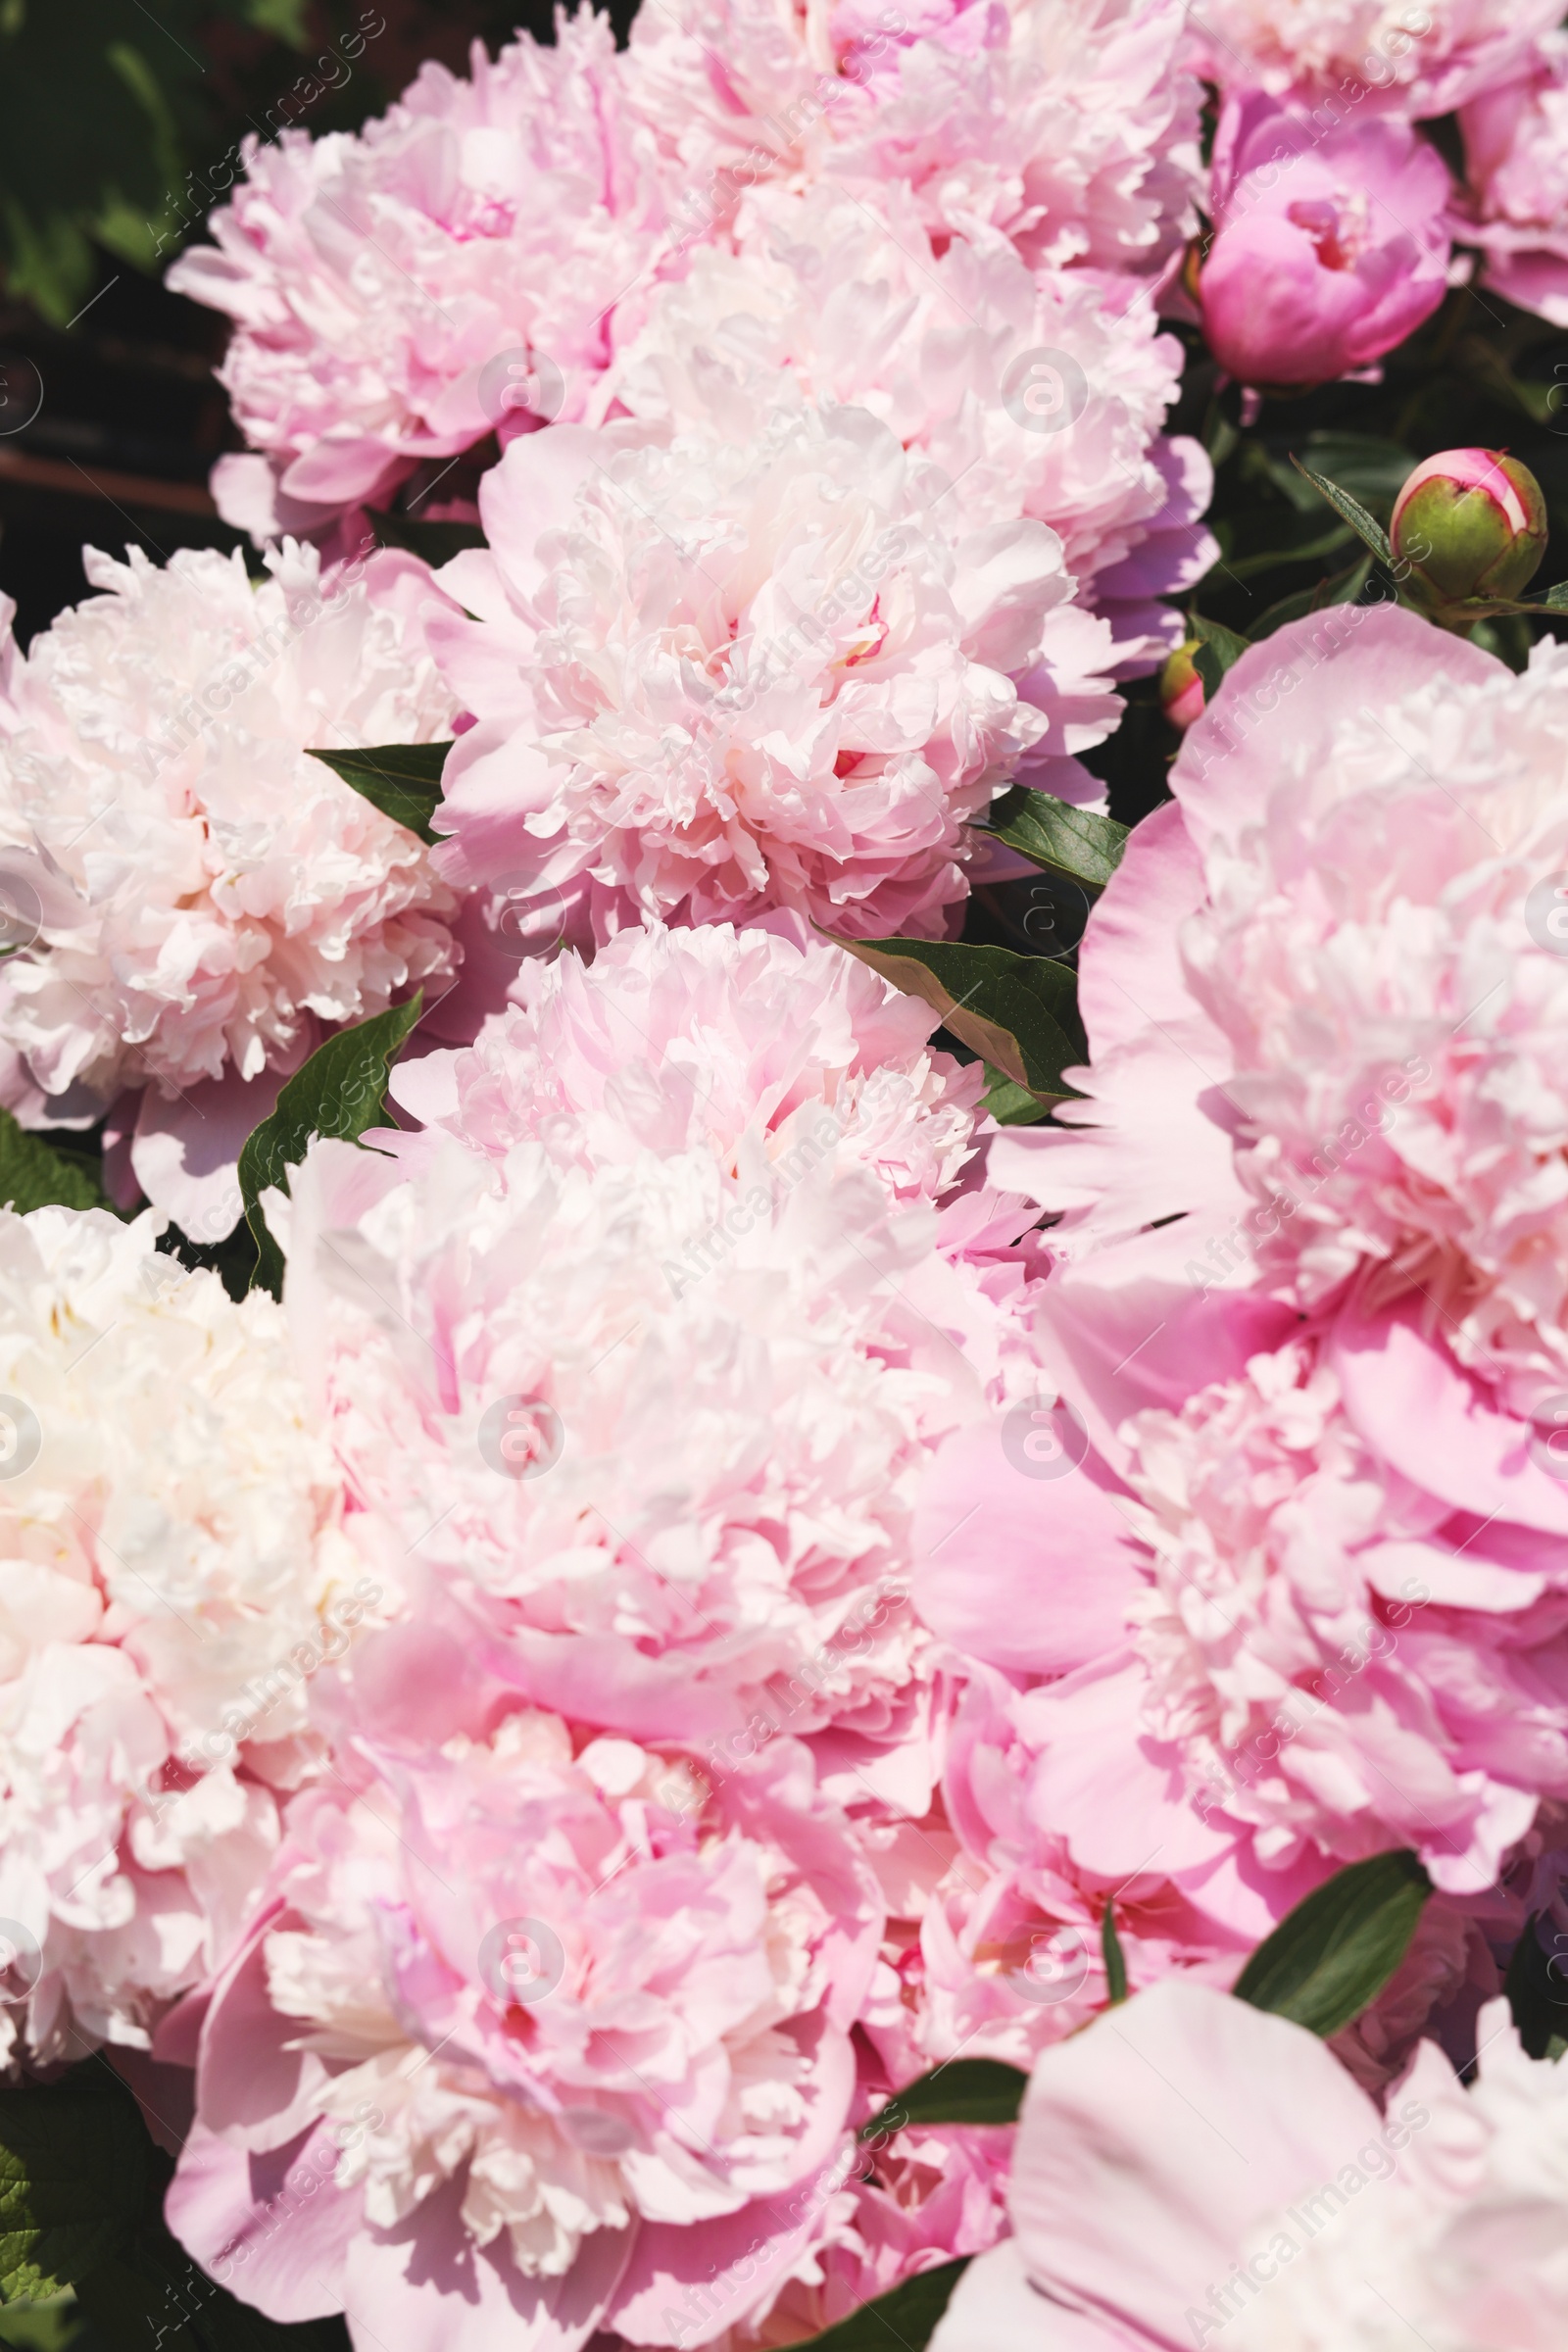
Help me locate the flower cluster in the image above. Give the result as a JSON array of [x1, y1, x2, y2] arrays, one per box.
[[7, 0, 1568, 2347]]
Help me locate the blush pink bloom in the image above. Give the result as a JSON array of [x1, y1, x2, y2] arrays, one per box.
[[989, 608, 1568, 1440], [272, 920, 1049, 1780], [623, 0, 1200, 279], [1200, 95, 1451, 387], [1184, 0, 1564, 119], [427, 412, 1108, 943], [167, 1719, 881, 2345], [595, 180, 1216, 675], [0, 540, 458, 1235], [1453, 29, 1568, 326], [931, 1980, 1568, 2352], [0, 1204, 359, 2067], [167, 13, 665, 541]]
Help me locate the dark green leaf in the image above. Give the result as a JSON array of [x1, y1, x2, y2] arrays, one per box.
[[0, 1111, 109, 1216], [980, 1066, 1052, 1126], [1233, 1849, 1432, 2038], [1188, 611, 1251, 702], [1102, 1902, 1128, 2005], [859, 2059, 1028, 2142], [238, 996, 424, 1297], [1300, 433, 1417, 517], [1224, 523, 1354, 580], [369, 514, 487, 566], [794, 2259, 969, 2352], [0, 2072, 146, 2303], [1503, 1916, 1568, 2062], [1540, 581, 1568, 612], [1251, 553, 1374, 639], [981, 790, 1127, 891], [835, 938, 1086, 1101], [305, 745, 453, 849], [1288, 460, 1394, 565]]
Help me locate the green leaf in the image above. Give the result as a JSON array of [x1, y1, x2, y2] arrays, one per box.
[[1224, 523, 1354, 580], [794, 2258, 969, 2352], [305, 744, 453, 849], [981, 789, 1127, 891], [1503, 1916, 1568, 2063], [0, 2072, 147, 2303], [1187, 611, 1252, 702], [981, 1065, 1052, 1126], [859, 2059, 1028, 2142], [1102, 1902, 1128, 2005], [1233, 1850, 1432, 2038], [1288, 460, 1394, 566], [238, 996, 424, 1297], [0, 1109, 109, 1215], [835, 938, 1086, 1101], [1251, 553, 1374, 639], [1539, 581, 1568, 612], [1300, 433, 1417, 518]]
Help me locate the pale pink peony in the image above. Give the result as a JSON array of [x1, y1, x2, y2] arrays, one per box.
[[987, 609, 1568, 1440], [272, 920, 1049, 1777], [0, 1204, 361, 2067], [388, 916, 989, 1209], [1453, 30, 1568, 327], [932, 1979, 1568, 2352], [623, 0, 1201, 279], [0, 540, 458, 1234], [596, 180, 1216, 671], [1184, 0, 1565, 119], [427, 411, 1108, 941], [167, 12, 665, 540], [1200, 94, 1451, 387], [167, 1719, 882, 2342]]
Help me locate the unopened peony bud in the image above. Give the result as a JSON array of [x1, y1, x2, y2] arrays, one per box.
[[1160, 642, 1206, 730], [1391, 449, 1548, 610]]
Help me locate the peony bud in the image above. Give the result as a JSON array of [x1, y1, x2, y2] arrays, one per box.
[[1160, 642, 1206, 730], [1200, 96, 1451, 390], [1390, 448, 1548, 609]]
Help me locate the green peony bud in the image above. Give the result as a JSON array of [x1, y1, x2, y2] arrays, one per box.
[[1390, 448, 1547, 612]]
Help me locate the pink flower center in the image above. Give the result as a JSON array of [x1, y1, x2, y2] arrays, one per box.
[[1285, 190, 1371, 270]]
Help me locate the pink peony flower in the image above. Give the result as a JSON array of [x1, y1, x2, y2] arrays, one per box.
[[622, 0, 1201, 279], [387, 915, 989, 1208], [0, 540, 459, 1236], [1185, 0, 1565, 120], [1453, 30, 1568, 327], [167, 13, 665, 541], [990, 608, 1568, 1432], [0, 1204, 360, 2065], [427, 411, 1108, 943], [932, 1979, 1568, 2352], [595, 180, 1216, 673], [273, 920, 1049, 1774], [167, 1719, 882, 2341], [1200, 94, 1451, 387]]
